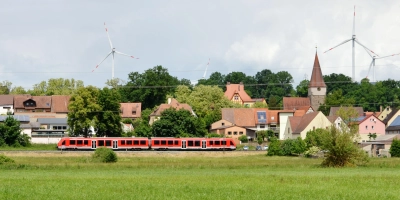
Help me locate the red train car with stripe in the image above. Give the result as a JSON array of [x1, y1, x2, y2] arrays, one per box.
[[57, 137, 236, 151]]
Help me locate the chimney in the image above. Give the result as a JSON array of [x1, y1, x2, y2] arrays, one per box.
[[168, 98, 172, 104], [227, 82, 230, 85]]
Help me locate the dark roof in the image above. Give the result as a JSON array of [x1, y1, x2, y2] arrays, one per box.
[[0, 115, 30, 122], [382, 108, 399, 125], [308, 53, 326, 88], [291, 112, 320, 134], [0, 95, 14, 105], [329, 107, 364, 117], [37, 118, 67, 124]]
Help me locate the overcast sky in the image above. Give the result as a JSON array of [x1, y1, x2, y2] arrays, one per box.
[[1, 0, 400, 89]]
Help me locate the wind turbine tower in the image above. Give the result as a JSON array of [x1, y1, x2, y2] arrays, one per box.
[[92, 23, 139, 79], [364, 48, 400, 82]]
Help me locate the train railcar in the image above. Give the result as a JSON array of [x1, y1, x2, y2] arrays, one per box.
[[57, 137, 150, 151], [57, 137, 236, 151], [150, 138, 236, 151]]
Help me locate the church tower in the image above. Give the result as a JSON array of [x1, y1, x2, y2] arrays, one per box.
[[308, 52, 326, 111]]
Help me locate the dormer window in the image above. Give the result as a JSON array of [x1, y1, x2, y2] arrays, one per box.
[[222, 122, 225, 126]]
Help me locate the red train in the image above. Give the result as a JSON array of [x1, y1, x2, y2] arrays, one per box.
[[57, 137, 236, 151]]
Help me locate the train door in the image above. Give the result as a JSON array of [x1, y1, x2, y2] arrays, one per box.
[[113, 140, 118, 149], [182, 140, 186, 149], [202, 140, 206, 149], [91, 140, 97, 149]]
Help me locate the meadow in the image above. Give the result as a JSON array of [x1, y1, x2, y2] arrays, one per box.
[[1, 151, 400, 200]]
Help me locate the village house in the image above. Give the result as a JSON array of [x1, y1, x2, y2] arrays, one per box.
[[224, 82, 266, 107], [149, 98, 196, 125], [285, 111, 332, 139]]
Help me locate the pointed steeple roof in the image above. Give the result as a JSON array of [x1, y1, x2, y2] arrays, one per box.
[[309, 52, 326, 88]]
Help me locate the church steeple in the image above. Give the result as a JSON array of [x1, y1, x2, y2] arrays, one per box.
[[308, 52, 326, 111], [309, 52, 326, 88]]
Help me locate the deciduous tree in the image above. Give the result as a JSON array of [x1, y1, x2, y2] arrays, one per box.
[[95, 88, 123, 137]]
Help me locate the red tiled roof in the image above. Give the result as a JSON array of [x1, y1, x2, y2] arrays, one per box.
[[51, 95, 70, 113], [308, 53, 326, 88], [120, 103, 142, 118], [222, 108, 291, 127], [224, 83, 253, 102], [0, 95, 14, 105], [283, 97, 311, 110], [150, 99, 194, 116], [14, 95, 52, 109]]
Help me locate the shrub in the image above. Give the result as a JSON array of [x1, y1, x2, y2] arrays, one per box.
[[320, 126, 368, 167], [207, 133, 222, 138], [257, 136, 263, 145], [238, 135, 248, 143], [267, 137, 282, 156], [304, 146, 321, 158], [92, 147, 118, 163], [390, 139, 400, 157], [0, 154, 15, 164]]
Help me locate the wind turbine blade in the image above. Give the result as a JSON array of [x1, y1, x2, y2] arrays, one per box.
[[92, 52, 112, 72], [376, 53, 400, 60], [323, 39, 352, 53], [104, 22, 113, 49], [115, 51, 139, 59], [203, 58, 210, 79], [363, 47, 375, 58], [354, 39, 379, 57], [366, 60, 374, 79]]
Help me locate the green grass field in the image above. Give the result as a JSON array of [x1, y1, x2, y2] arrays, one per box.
[[1, 152, 400, 200]]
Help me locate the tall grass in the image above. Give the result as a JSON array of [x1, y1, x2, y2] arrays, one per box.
[[1, 153, 400, 199]]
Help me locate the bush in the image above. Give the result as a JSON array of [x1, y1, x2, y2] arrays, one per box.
[[238, 135, 248, 143], [267, 137, 282, 156], [207, 133, 222, 138], [390, 139, 400, 157], [92, 147, 118, 163], [0, 154, 15, 164], [304, 146, 321, 158]]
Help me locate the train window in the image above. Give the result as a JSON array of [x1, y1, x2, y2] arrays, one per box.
[[84, 140, 89, 145], [168, 140, 173, 145], [140, 140, 146, 145], [98, 140, 104, 146], [161, 140, 166, 145], [106, 140, 111, 146], [70, 140, 76, 145], [77, 140, 83, 145], [62, 141, 65, 145], [154, 140, 160, 145], [195, 141, 200, 146], [215, 141, 220, 145], [134, 140, 139, 145], [222, 141, 226, 145], [121, 140, 126, 145], [188, 141, 194, 146], [210, 141, 214, 145], [174, 140, 179, 145], [127, 140, 132, 145]]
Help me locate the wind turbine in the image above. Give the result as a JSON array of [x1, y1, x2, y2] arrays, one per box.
[[91, 23, 139, 79], [364, 48, 400, 82], [324, 6, 378, 82], [202, 58, 210, 79]]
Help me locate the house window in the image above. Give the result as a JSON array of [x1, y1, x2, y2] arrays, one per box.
[[222, 123, 225, 126], [313, 126, 315, 130], [338, 122, 341, 126], [234, 132, 238, 135], [372, 126, 374, 130], [365, 126, 368, 130], [271, 116, 274, 120], [239, 132, 243, 135], [288, 128, 290, 134], [234, 95, 239, 100], [260, 125, 265, 129], [228, 132, 232, 135]]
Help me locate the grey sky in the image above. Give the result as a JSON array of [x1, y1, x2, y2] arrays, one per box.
[[1, 0, 400, 89]]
